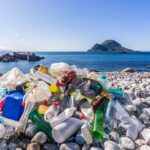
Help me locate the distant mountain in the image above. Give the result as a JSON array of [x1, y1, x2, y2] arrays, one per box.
[[88, 40, 134, 52]]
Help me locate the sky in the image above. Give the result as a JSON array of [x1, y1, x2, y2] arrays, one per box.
[[0, 0, 150, 51]]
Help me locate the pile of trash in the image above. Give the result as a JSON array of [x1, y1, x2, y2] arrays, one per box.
[[0, 63, 145, 150]]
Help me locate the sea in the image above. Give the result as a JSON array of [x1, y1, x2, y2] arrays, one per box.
[[0, 51, 150, 73]]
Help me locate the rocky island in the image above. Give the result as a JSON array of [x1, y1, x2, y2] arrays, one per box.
[[88, 40, 135, 52]]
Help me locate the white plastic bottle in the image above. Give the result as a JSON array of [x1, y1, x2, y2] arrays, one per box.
[[80, 101, 94, 123], [44, 102, 60, 122], [50, 107, 76, 127], [35, 71, 57, 84], [81, 122, 93, 144]]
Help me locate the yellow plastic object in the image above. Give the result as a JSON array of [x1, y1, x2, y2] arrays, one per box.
[[38, 105, 49, 115], [49, 84, 61, 94], [38, 66, 47, 74], [71, 92, 93, 104]]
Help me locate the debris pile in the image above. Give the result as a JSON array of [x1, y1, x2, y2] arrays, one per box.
[[0, 62, 149, 150]]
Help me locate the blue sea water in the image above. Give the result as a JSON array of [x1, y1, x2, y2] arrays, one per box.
[[0, 52, 150, 73]]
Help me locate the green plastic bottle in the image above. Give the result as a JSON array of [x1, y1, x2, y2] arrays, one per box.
[[93, 109, 104, 140], [29, 108, 53, 141]]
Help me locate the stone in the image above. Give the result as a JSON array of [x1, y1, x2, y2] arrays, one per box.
[[3, 126, 15, 140], [60, 142, 80, 150], [82, 144, 90, 150], [109, 131, 120, 142], [139, 112, 150, 125], [42, 143, 58, 150], [0, 124, 6, 139], [104, 140, 120, 150], [18, 139, 30, 149], [0, 140, 7, 150], [8, 142, 18, 150], [143, 108, 150, 117], [122, 68, 135, 73], [90, 147, 103, 150], [126, 125, 138, 140], [135, 139, 147, 147], [27, 143, 40, 150], [140, 128, 150, 144], [140, 145, 150, 150], [120, 137, 135, 149], [31, 132, 47, 145], [25, 124, 39, 138]]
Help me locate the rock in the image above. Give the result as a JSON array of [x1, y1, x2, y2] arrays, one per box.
[[25, 124, 39, 138], [122, 68, 135, 73], [140, 145, 150, 150], [104, 140, 120, 150], [42, 143, 58, 150], [60, 142, 80, 150], [31, 132, 47, 145], [18, 139, 30, 149], [140, 128, 150, 144], [8, 142, 18, 150], [82, 144, 90, 150], [0, 124, 6, 139], [0, 140, 7, 150], [126, 125, 138, 140], [75, 133, 86, 145], [135, 139, 146, 147], [109, 131, 120, 142], [139, 112, 150, 125], [90, 147, 103, 150], [120, 137, 135, 149], [27, 143, 40, 150], [143, 108, 150, 117], [3, 126, 15, 140]]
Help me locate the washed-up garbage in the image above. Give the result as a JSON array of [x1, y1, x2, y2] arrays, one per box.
[[0, 62, 146, 149]]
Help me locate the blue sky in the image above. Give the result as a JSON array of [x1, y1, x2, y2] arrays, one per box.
[[0, 0, 150, 51]]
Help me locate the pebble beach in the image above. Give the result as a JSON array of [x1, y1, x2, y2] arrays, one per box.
[[0, 68, 150, 150]]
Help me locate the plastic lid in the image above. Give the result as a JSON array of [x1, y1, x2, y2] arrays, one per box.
[[52, 101, 60, 106]]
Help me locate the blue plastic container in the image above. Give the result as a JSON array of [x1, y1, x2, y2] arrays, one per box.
[[2, 92, 24, 121]]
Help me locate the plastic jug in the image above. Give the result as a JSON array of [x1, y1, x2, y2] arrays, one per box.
[[2, 92, 24, 121], [29, 108, 53, 141]]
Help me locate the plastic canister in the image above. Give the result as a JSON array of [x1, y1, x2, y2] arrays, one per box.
[[2, 92, 24, 121], [52, 118, 83, 143]]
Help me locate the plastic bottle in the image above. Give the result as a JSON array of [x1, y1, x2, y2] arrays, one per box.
[[93, 109, 104, 140], [29, 108, 53, 141], [35, 71, 57, 85], [44, 102, 60, 122], [80, 101, 94, 123], [81, 122, 93, 144], [98, 75, 110, 90], [52, 117, 83, 143], [50, 107, 76, 127]]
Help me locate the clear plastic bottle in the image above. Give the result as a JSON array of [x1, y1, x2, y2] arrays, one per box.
[[50, 107, 76, 127], [44, 102, 60, 122], [80, 101, 94, 123], [98, 75, 110, 90]]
